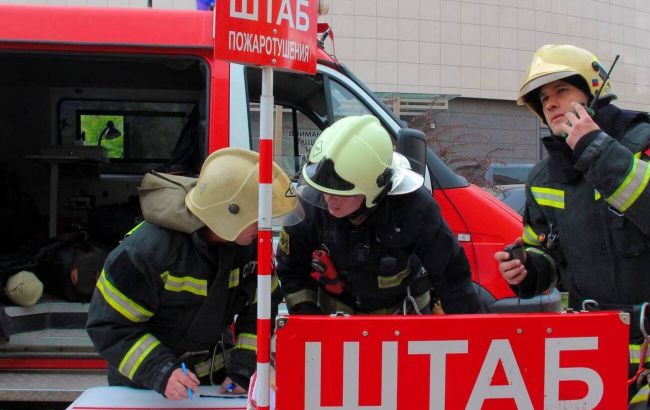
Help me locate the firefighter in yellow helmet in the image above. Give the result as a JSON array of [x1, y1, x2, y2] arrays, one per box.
[[277, 115, 484, 316], [87, 148, 300, 400], [494, 45, 650, 406]]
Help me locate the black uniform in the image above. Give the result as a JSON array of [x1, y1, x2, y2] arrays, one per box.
[[87, 222, 281, 395], [277, 186, 484, 315], [512, 105, 650, 402], [515, 105, 650, 316]]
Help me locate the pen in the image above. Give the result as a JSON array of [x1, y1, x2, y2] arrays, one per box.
[[181, 362, 192, 400], [225, 382, 237, 393]]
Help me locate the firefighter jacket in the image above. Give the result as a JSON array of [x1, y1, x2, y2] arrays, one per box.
[[515, 104, 650, 341], [86, 222, 281, 395], [277, 186, 484, 315]]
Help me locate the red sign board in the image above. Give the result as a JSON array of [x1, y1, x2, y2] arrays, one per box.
[[214, 0, 318, 74], [275, 312, 629, 409]]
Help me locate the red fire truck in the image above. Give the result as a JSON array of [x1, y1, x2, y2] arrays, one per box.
[[0, 3, 558, 406]]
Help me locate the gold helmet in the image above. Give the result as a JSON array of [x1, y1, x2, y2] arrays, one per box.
[[518, 44, 616, 122], [301, 115, 394, 208], [185, 147, 299, 242]]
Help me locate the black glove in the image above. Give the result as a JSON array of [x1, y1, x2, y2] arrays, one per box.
[[289, 302, 323, 315]]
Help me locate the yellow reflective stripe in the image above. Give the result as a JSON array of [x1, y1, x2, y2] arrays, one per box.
[[235, 333, 257, 351], [162, 272, 207, 296], [377, 266, 410, 289], [525, 247, 557, 271], [630, 385, 649, 406], [531, 186, 565, 209], [607, 158, 650, 212], [125, 221, 145, 237], [118, 333, 161, 380], [634, 152, 642, 159], [194, 351, 226, 378], [629, 344, 650, 364], [278, 228, 290, 255], [96, 270, 153, 322], [522, 224, 541, 246], [594, 190, 601, 201], [229, 268, 240, 288], [271, 273, 279, 292], [285, 288, 318, 308]]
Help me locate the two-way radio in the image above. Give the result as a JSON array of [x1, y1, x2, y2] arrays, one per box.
[[588, 54, 620, 114]]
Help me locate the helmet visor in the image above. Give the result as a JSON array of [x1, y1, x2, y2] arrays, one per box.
[[295, 173, 329, 210], [302, 158, 356, 194], [271, 188, 305, 227]]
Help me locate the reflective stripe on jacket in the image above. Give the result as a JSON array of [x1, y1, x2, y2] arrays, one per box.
[[87, 222, 280, 394]]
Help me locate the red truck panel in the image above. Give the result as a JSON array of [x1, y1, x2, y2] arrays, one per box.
[[436, 184, 523, 300]]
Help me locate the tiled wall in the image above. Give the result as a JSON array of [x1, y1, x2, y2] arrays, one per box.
[[322, 0, 650, 112]]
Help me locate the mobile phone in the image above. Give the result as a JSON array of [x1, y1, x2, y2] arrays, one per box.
[[504, 243, 525, 263]]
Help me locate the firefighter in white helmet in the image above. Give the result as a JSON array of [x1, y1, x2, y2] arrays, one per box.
[[277, 115, 484, 316], [494, 44, 650, 406], [87, 148, 300, 400]]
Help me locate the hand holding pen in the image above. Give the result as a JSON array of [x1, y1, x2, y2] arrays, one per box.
[[181, 362, 193, 400], [164, 362, 199, 400]]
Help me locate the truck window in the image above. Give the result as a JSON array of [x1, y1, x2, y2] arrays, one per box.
[[1, 51, 208, 244], [59, 99, 199, 174], [329, 79, 373, 121], [248, 104, 321, 179], [246, 67, 327, 178], [246, 67, 388, 179]]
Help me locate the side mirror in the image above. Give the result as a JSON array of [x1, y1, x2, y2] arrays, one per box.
[[396, 128, 426, 177]]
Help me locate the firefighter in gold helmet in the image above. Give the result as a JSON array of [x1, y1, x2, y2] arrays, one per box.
[[494, 45, 650, 406], [277, 115, 484, 316], [87, 148, 300, 400]]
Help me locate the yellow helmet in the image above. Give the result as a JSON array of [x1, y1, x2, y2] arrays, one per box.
[[4, 271, 43, 307], [301, 115, 394, 208], [185, 147, 298, 242], [518, 44, 616, 121]]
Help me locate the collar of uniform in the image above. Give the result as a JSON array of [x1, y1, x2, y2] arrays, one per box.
[[541, 103, 644, 183], [191, 229, 225, 267], [542, 136, 581, 183]]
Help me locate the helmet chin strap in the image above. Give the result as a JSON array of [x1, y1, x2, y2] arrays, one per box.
[[346, 203, 372, 225], [345, 182, 392, 225]]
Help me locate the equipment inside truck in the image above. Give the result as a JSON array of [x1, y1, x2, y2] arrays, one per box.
[[0, 51, 209, 405]]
